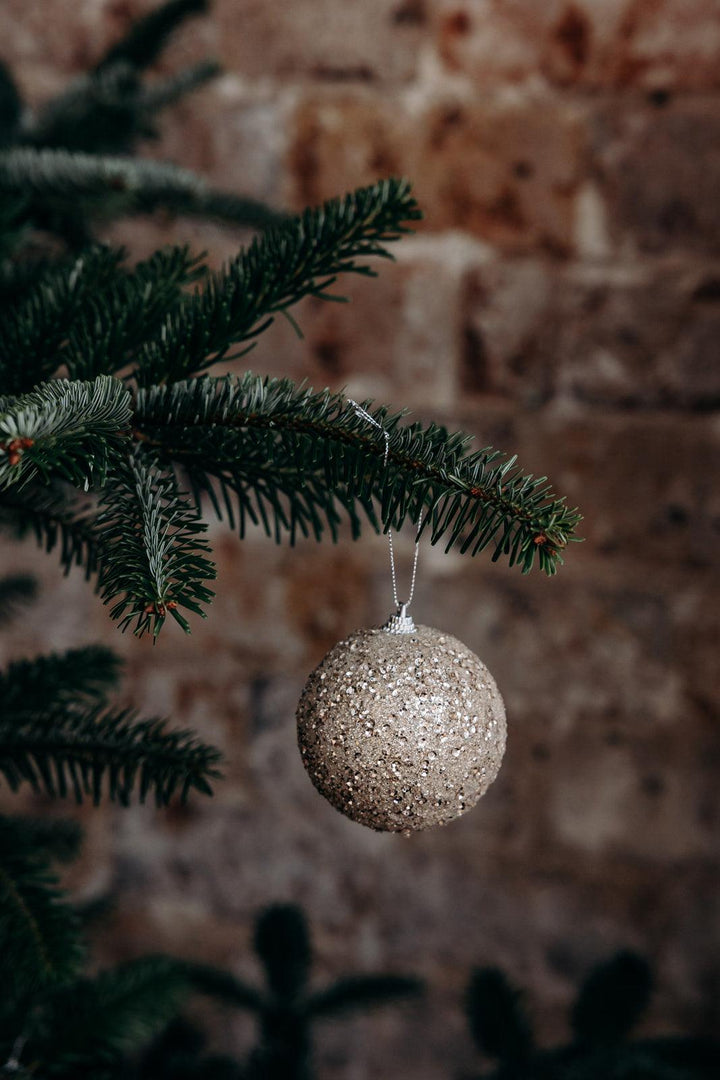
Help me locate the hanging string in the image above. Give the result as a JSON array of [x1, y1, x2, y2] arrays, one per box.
[[348, 399, 423, 612]]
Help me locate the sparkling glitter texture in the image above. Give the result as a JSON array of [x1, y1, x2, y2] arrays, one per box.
[[296, 624, 507, 832]]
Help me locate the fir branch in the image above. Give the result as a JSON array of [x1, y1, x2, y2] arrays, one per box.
[[0, 646, 121, 714], [179, 964, 264, 1011], [0, 148, 282, 234], [136, 375, 581, 574], [135, 177, 422, 385], [63, 246, 207, 380], [95, 0, 209, 75], [0, 815, 83, 865], [254, 904, 311, 999], [22, 64, 151, 156], [0, 62, 22, 147], [0, 818, 84, 1002], [307, 975, 423, 1018], [571, 953, 653, 1046], [137, 60, 222, 113], [0, 147, 208, 209], [0, 376, 131, 491], [0, 706, 221, 805], [465, 968, 534, 1064], [0, 484, 100, 579], [0, 246, 124, 393], [96, 449, 216, 638], [0, 575, 37, 621], [33, 956, 192, 1077]]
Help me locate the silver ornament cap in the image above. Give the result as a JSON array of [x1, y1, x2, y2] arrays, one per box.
[[296, 618, 507, 832]]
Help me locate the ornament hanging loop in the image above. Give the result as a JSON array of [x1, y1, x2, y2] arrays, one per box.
[[348, 399, 423, 622]]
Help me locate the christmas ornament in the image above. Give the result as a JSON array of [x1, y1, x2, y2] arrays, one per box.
[[295, 403, 507, 833]]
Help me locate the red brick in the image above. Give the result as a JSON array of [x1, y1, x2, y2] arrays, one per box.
[[433, 0, 720, 91], [286, 91, 588, 254], [595, 98, 720, 255], [212, 0, 428, 84], [462, 255, 720, 408]]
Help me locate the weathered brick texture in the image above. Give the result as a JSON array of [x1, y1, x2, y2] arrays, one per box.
[[2, 1, 719, 1076]]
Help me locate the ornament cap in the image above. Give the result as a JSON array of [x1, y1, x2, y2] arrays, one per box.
[[381, 603, 417, 635]]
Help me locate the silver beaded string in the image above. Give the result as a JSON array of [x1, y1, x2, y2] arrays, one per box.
[[348, 400, 423, 615]]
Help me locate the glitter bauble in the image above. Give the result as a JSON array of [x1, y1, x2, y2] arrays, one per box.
[[296, 618, 506, 832]]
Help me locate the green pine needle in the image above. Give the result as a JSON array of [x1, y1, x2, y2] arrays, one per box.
[[32, 956, 192, 1076], [0, 706, 222, 805], [0, 645, 122, 713], [137, 374, 581, 575], [135, 177, 422, 385], [0, 375, 131, 490], [96, 449, 216, 638], [0, 483, 100, 578], [0, 817, 84, 1003]]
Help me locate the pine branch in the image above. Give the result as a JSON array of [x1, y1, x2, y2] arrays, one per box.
[[571, 952, 653, 1046], [254, 905, 311, 999], [0, 646, 122, 714], [180, 963, 264, 1011], [23, 64, 152, 156], [307, 975, 422, 1018], [0, 484, 100, 578], [63, 246, 207, 380], [465, 968, 534, 1064], [96, 449, 216, 638], [136, 375, 581, 574], [0, 706, 221, 805], [0, 147, 205, 208], [0, 815, 83, 865], [0, 575, 37, 621], [0, 376, 131, 491], [0, 149, 282, 236], [32, 956, 192, 1077], [0, 817, 84, 1003], [137, 60, 222, 113], [95, 0, 209, 74], [135, 178, 422, 385], [0, 246, 124, 393], [24, 61, 220, 157], [0, 62, 22, 146]]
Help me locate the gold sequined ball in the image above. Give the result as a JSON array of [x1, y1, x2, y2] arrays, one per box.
[[296, 623, 506, 832]]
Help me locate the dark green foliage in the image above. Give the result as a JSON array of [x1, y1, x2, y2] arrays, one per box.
[[135, 177, 422, 385], [0, 0, 282, 246], [0, 375, 132, 490], [0, 247, 126, 393], [254, 904, 311, 1000], [465, 968, 534, 1067], [465, 953, 720, 1080], [571, 953, 654, 1046], [0, 483, 100, 578], [0, 150, 282, 239], [0, 645, 121, 712], [0, 581, 221, 807], [0, 63, 21, 146], [138, 1018, 244, 1080], [145, 904, 422, 1080], [32, 957, 192, 1078], [96, 450, 216, 638], [0, 704, 221, 805], [0, 178, 578, 637], [95, 0, 209, 75], [138, 375, 579, 572], [0, 816, 84, 1006]]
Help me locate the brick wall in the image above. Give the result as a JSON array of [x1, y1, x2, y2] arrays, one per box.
[[2, 2, 719, 1075]]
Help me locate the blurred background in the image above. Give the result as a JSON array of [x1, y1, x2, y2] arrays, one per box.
[[1, 1, 719, 1076]]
